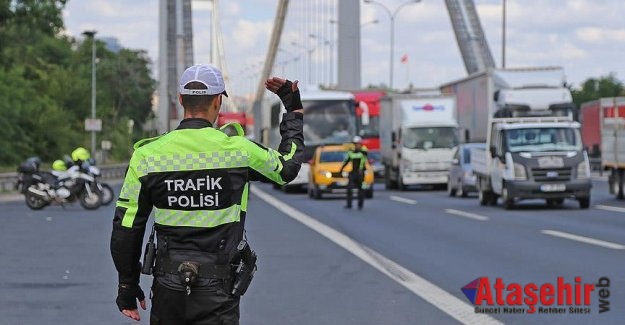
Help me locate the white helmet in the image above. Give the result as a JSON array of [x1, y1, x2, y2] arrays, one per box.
[[352, 136, 362, 144]]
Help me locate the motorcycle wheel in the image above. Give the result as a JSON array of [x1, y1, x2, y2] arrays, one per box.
[[99, 183, 115, 206], [80, 187, 102, 210], [24, 191, 48, 210]]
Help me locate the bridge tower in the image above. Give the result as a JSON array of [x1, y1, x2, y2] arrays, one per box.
[[158, 0, 194, 133]]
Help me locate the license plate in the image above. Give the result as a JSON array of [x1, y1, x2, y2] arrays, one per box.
[[336, 181, 348, 186], [540, 184, 566, 192], [538, 156, 564, 168]]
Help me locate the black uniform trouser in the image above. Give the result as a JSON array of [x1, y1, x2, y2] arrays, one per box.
[[346, 172, 364, 208], [150, 278, 240, 325]]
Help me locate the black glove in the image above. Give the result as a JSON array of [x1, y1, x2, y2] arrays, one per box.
[[116, 283, 145, 312], [276, 80, 302, 112]]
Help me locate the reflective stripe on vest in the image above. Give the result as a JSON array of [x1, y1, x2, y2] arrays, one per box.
[[135, 151, 249, 177], [154, 205, 241, 227]]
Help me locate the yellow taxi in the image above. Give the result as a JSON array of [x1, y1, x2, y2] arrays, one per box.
[[307, 144, 374, 199]]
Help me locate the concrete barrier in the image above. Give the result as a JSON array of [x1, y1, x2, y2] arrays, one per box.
[[0, 163, 128, 192]]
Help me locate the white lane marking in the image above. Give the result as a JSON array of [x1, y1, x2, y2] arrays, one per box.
[[596, 205, 625, 213], [541, 230, 625, 250], [445, 209, 489, 221], [389, 196, 417, 205], [251, 186, 502, 325]]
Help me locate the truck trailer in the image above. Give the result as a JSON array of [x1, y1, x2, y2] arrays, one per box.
[[440, 67, 574, 142], [580, 97, 625, 199]]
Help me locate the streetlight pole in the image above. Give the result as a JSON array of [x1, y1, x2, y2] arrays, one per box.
[[309, 33, 333, 86], [502, 0, 507, 68], [364, 0, 420, 91], [83, 30, 97, 156], [292, 41, 314, 85]]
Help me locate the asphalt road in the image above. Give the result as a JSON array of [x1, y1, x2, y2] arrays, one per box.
[[0, 178, 623, 324]]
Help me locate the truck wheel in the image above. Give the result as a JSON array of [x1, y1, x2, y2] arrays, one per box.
[[447, 179, 456, 197], [616, 169, 624, 199], [488, 193, 498, 206], [398, 171, 407, 191], [502, 185, 514, 210], [458, 185, 468, 198], [578, 197, 590, 209], [478, 189, 489, 206], [385, 166, 397, 190]]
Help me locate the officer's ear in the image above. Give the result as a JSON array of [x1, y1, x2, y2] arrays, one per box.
[[178, 94, 183, 105], [213, 95, 222, 112]]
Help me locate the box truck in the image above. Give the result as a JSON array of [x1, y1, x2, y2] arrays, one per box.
[[580, 97, 625, 199], [441, 67, 591, 209], [380, 94, 458, 190]]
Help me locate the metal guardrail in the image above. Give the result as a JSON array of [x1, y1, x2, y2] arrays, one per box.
[[0, 163, 128, 192]]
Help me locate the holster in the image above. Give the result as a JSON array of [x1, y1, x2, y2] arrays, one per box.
[[230, 240, 257, 297]]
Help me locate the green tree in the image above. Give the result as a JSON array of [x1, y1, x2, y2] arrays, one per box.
[[571, 73, 625, 107], [0, 0, 156, 166]]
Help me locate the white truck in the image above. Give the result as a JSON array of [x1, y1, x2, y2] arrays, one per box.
[[441, 67, 592, 209], [380, 94, 458, 190]]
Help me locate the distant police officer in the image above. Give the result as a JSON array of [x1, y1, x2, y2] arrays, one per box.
[[339, 136, 368, 209], [110, 64, 304, 324]]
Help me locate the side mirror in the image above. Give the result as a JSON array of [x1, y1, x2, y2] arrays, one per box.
[[451, 158, 459, 165], [493, 90, 500, 102], [489, 146, 497, 158]]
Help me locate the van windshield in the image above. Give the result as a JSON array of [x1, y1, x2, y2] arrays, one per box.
[[504, 127, 581, 152], [402, 127, 458, 149]]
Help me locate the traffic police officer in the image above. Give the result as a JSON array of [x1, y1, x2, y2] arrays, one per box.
[[339, 136, 368, 209], [110, 64, 304, 324]]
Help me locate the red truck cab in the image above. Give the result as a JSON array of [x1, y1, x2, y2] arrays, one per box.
[[353, 90, 386, 177], [353, 91, 385, 151]]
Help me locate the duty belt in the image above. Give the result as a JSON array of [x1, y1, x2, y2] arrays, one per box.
[[155, 257, 232, 279]]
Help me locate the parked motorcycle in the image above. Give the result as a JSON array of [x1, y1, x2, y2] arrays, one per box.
[[86, 163, 115, 205], [54, 156, 115, 206], [16, 157, 103, 210]]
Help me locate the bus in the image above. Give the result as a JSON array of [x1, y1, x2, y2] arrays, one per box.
[[269, 88, 356, 190]]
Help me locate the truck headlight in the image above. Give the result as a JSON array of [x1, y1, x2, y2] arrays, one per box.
[[577, 161, 590, 179], [513, 163, 527, 180]]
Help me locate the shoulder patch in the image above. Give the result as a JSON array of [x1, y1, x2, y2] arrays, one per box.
[[133, 134, 165, 149]]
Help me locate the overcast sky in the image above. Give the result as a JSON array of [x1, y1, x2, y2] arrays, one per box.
[[63, 0, 625, 99]]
